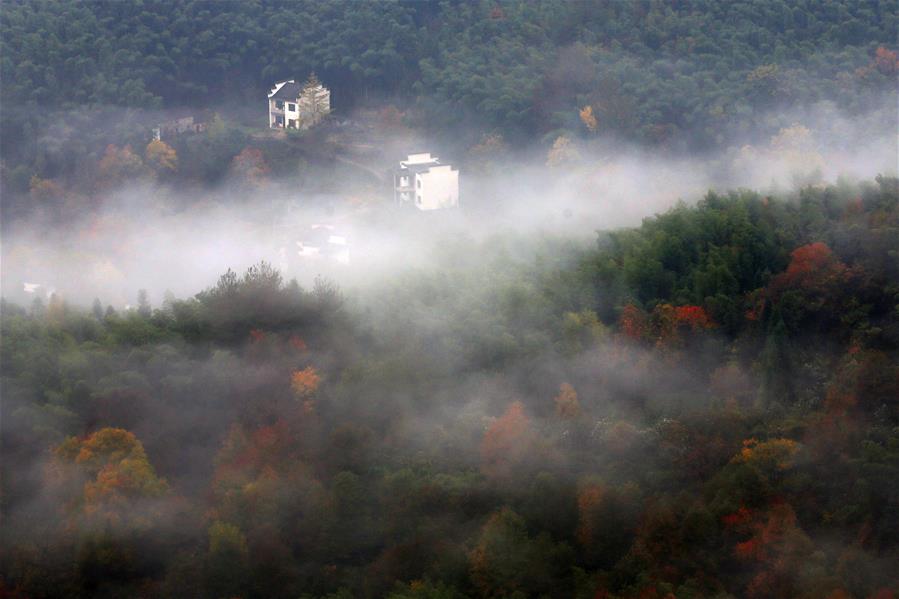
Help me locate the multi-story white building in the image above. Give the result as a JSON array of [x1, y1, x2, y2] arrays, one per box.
[[268, 74, 331, 130], [393, 153, 460, 210]]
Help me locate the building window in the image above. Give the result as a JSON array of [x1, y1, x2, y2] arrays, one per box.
[[275, 100, 284, 109], [417, 179, 421, 188], [288, 103, 296, 111]]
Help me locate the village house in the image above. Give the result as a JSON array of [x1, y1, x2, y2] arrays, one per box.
[[152, 113, 208, 141], [393, 153, 460, 210], [268, 74, 331, 130]]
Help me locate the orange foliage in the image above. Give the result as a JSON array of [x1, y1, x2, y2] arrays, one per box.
[[673, 305, 713, 328], [289, 335, 308, 352], [722, 506, 753, 528], [51, 428, 167, 528], [874, 46, 899, 74], [732, 502, 813, 582], [652, 303, 715, 349], [770, 242, 847, 294], [619, 304, 649, 341], [554, 383, 581, 418], [480, 401, 532, 478], [291, 367, 320, 398], [733, 501, 815, 598], [212, 420, 291, 492]]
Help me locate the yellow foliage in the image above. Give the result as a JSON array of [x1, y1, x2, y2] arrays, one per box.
[[145, 139, 178, 173], [579, 105, 598, 133], [546, 135, 581, 167], [98, 144, 144, 182], [554, 383, 580, 418], [736, 438, 799, 471]]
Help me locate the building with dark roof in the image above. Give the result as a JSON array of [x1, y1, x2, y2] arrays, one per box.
[[268, 74, 331, 130]]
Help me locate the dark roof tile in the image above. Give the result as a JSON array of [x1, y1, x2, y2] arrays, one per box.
[[271, 82, 302, 101]]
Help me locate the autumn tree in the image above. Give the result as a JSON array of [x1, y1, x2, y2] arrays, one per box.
[[618, 303, 649, 342], [51, 428, 168, 528], [579, 105, 598, 133], [734, 438, 800, 478], [290, 366, 321, 399], [98, 144, 145, 185], [651, 303, 715, 349], [546, 135, 581, 167], [732, 502, 815, 599], [554, 383, 580, 418], [480, 401, 534, 479], [770, 242, 848, 294], [767, 242, 851, 332], [874, 46, 898, 74], [144, 139, 178, 175]]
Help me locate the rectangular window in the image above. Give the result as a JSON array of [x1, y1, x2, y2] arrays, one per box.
[[288, 103, 296, 111], [275, 100, 284, 109], [417, 179, 421, 188]]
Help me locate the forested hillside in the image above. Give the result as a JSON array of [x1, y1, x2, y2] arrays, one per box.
[[2, 178, 897, 598], [2, 0, 896, 145]]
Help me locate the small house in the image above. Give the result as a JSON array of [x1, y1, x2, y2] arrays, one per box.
[[268, 74, 331, 130]]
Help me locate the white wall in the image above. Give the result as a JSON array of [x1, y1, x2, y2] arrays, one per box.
[[416, 165, 459, 210]]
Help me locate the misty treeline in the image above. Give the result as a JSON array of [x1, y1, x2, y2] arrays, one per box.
[[2, 0, 897, 199], [2, 177, 897, 598]]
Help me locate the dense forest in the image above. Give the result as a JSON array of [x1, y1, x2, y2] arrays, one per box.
[[2, 177, 898, 597], [2, 0, 896, 139]]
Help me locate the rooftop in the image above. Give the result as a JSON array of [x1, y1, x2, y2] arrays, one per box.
[[270, 80, 303, 101]]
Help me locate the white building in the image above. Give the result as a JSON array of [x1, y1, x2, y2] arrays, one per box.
[[393, 153, 459, 210], [268, 74, 331, 130]]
